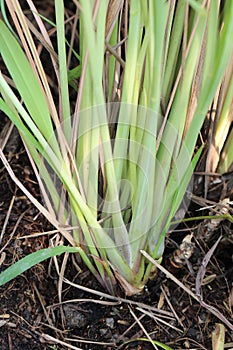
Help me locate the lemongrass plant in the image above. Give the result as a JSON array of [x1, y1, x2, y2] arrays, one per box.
[[0, 0, 232, 295]]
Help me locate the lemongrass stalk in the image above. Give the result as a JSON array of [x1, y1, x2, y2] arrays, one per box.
[[149, 147, 202, 259], [78, 0, 106, 104], [162, 0, 186, 104], [106, 22, 119, 102], [128, 110, 158, 264], [98, 112, 132, 264], [112, 1, 143, 185], [148, 0, 169, 112], [214, 63, 233, 173], [158, 9, 207, 161], [127, 32, 151, 211], [184, 0, 233, 158], [54, 0, 71, 140], [77, 1, 107, 218]]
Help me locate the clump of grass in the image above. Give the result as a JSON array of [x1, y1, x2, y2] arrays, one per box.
[[0, 0, 232, 295]]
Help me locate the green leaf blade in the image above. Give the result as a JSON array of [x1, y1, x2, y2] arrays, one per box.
[[0, 20, 54, 142], [0, 246, 80, 286]]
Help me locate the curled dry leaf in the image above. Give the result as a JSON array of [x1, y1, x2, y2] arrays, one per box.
[[170, 234, 195, 268], [212, 323, 225, 350], [207, 198, 231, 231]]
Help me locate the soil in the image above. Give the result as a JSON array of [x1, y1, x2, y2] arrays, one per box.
[[0, 2, 233, 349]]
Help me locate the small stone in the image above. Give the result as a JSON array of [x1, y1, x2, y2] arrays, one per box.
[[106, 317, 114, 329], [63, 305, 89, 329]]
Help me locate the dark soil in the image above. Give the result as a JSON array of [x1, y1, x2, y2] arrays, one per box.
[[0, 131, 233, 350]]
